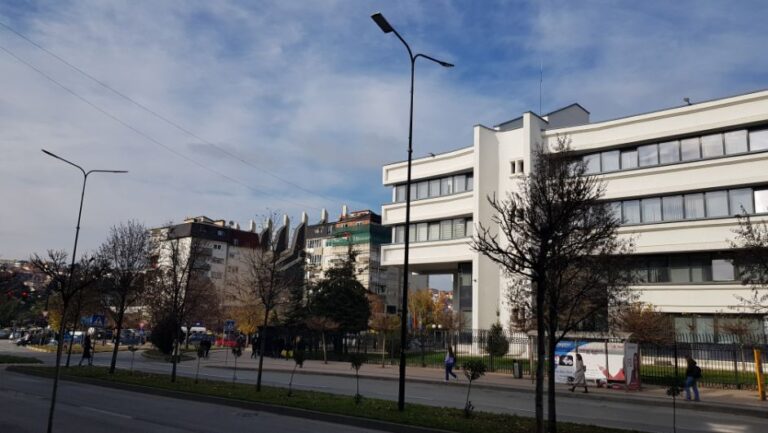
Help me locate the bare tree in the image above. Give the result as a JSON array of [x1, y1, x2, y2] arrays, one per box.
[[731, 214, 768, 314], [30, 250, 104, 433], [473, 138, 634, 433], [98, 220, 150, 374], [239, 242, 299, 391], [305, 315, 340, 364], [146, 229, 211, 382]]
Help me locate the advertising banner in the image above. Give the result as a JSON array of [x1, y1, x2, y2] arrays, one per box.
[[554, 340, 628, 385]]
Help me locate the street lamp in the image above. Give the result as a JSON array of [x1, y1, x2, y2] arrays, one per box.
[[370, 12, 453, 411], [41, 149, 126, 433]]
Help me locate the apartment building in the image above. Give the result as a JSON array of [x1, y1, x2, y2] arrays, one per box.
[[150, 214, 306, 309], [381, 89, 768, 336], [305, 207, 402, 313]]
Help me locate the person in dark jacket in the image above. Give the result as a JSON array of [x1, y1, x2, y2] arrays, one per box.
[[79, 334, 93, 366], [684, 356, 701, 401]]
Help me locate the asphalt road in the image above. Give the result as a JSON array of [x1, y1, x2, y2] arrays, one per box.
[[0, 368, 386, 433], [2, 341, 765, 433]]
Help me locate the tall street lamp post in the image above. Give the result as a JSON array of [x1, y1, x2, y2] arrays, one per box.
[[370, 12, 453, 411], [41, 149, 127, 433]]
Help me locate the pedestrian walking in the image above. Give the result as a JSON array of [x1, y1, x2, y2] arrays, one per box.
[[570, 353, 588, 393], [79, 333, 93, 367], [201, 337, 211, 359], [251, 333, 258, 358], [684, 356, 701, 401], [444, 346, 458, 381]]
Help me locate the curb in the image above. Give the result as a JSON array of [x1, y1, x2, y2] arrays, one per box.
[[5, 367, 455, 433], [206, 364, 768, 419]]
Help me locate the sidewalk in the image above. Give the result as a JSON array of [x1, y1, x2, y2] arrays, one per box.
[[206, 352, 768, 418]]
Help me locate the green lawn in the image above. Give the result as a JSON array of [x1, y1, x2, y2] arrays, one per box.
[[10, 365, 641, 433], [0, 354, 42, 364], [141, 349, 195, 363]]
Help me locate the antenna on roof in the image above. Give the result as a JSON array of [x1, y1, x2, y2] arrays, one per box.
[[539, 60, 543, 115], [683, 97, 692, 106]]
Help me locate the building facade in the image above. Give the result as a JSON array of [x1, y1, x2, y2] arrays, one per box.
[[150, 214, 306, 310], [305, 207, 402, 313], [381, 89, 768, 335]]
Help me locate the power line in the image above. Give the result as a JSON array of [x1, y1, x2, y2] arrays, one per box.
[[0, 42, 321, 211], [0, 20, 338, 204]]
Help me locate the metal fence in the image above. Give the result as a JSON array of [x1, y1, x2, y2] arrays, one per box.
[[640, 333, 768, 390], [279, 328, 767, 390]]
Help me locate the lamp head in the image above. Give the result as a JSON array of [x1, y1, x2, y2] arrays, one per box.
[[371, 13, 394, 33]]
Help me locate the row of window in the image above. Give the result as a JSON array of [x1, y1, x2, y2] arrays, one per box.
[[583, 128, 768, 174], [611, 186, 768, 225], [631, 253, 738, 283], [392, 173, 474, 203], [307, 239, 323, 249], [391, 217, 473, 244]]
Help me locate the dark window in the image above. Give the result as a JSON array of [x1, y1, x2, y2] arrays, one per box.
[[670, 256, 690, 283]]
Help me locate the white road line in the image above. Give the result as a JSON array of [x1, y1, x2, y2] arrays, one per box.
[[80, 406, 133, 419]]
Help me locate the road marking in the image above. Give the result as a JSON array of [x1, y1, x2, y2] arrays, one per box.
[[80, 406, 133, 419]]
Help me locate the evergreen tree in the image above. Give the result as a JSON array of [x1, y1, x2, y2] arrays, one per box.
[[311, 247, 371, 335]]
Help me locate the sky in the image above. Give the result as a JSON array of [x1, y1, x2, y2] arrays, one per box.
[[2, 0, 768, 261]]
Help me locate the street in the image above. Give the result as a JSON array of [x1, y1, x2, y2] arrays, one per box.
[[2, 342, 766, 433], [0, 367, 386, 433]]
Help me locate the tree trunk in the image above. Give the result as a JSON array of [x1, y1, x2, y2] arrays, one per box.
[[109, 308, 125, 374], [256, 309, 270, 391], [534, 279, 546, 433], [547, 332, 558, 433], [46, 303, 69, 433], [65, 321, 78, 367], [171, 338, 179, 382], [381, 333, 387, 368]]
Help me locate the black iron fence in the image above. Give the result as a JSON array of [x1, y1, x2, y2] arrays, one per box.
[[272, 328, 767, 390]]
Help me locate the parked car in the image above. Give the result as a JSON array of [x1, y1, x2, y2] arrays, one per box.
[[0, 328, 11, 339], [62, 331, 84, 345]]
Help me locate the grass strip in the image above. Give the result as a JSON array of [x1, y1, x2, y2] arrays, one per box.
[[0, 354, 42, 364], [8, 365, 640, 433]]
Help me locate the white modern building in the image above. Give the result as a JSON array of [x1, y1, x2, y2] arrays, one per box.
[[381, 89, 768, 335]]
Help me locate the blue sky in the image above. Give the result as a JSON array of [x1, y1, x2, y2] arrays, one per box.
[[1, 0, 768, 259]]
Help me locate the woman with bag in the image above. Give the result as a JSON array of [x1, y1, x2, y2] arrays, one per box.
[[444, 346, 458, 381], [570, 353, 588, 393]]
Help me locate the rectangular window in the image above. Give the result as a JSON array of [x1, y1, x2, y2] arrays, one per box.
[[705, 190, 729, 217], [669, 256, 690, 283], [749, 129, 768, 151], [689, 256, 710, 282], [724, 130, 748, 154], [620, 149, 638, 169], [609, 202, 623, 222], [410, 183, 418, 200], [622, 200, 641, 224], [659, 140, 680, 164], [662, 195, 684, 221], [701, 134, 724, 158], [394, 226, 404, 243], [684, 193, 705, 219], [408, 224, 416, 243], [680, 138, 701, 161], [428, 222, 440, 241], [465, 219, 473, 237], [755, 188, 768, 213], [395, 185, 406, 202], [453, 219, 466, 238], [711, 259, 735, 281], [429, 179, 440, 198], [647, 257, 669, 283], [417, 181, 429, 200], [601, 150, 620, 172], [641, 198, 662, 222], [510, 161, 517, 174], [638, 144, 659, 167], [416, 223, 428, 242], [584, 154, 601, 173], [729, 188, 754, 215], [440, 220, 453, 240], [454, 175, 467, 193], [440, 177, 453, 195], [466, 174, 474, 191]]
